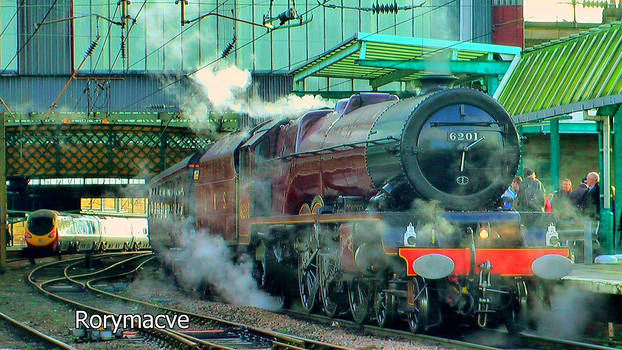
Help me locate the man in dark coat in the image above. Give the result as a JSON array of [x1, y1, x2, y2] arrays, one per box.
[[518, 168, 545, 211], [584, 171, 600, 219], [570, 178, 589, 210]]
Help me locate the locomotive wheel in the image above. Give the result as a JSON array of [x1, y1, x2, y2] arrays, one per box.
[[318, 250, 344, 318], [525, 280, 552, 330], [374, 287, 396, 328], [123, 243, 128, 251], [406, 277, 429, 333], [253, 242, 289, 309], [91, 242, 98, 252], [348, 279, 372, 324], [504, 280, 528, 334], [299, 203, 311, 215], [297, 230, 319, 313], [311, 196, 324, 214], [133, 242, 139, 251]]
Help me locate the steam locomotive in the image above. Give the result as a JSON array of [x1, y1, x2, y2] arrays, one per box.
[[149, 78, 571, 332]]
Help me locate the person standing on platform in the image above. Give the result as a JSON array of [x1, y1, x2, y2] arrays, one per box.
[[5, 227, 11, 247], [584, 171, 600, 219], [518, 168, 546, 211], [570, 178, 589, 210], [551, 179, 573, 209], [501, 176, 522, 210]]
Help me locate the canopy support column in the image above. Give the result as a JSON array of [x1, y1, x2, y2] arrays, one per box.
[[599, 117, 613, 256], [550, 118, 560, 193], [486, 75, 499, 97], [517, 125, 524, 176], [614, 106, 622, 253]]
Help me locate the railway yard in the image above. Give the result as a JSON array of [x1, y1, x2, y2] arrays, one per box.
[[0, 250, 621, 350], [2, 1, 622, 349]]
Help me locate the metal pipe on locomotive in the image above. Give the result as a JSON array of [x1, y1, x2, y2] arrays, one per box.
[[149, 77, 571, 333]]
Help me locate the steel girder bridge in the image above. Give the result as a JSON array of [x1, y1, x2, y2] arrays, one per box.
[[3, 117, 218, 180]]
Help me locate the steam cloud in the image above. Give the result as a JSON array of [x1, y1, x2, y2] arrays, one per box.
[[191, 64, 331, 119], [533, 285, 605, 340], [163, 229, 282, 311]]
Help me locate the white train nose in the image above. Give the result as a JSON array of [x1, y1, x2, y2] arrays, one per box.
[[531, 254, 573, 280]]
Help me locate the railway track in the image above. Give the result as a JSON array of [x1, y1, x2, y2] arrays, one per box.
[[79, 257, 616, 350], [283, 308, 618, 350], [0, 309, 77, 350], [29, 252, 353, 349], [28, 252, 197, 349]]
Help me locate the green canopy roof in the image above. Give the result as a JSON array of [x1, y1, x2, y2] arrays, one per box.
[[495, 21, 622, 123], [291, 33, 521, 90]]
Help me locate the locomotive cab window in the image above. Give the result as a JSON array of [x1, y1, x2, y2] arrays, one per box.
[[254, 137, 271, 163]]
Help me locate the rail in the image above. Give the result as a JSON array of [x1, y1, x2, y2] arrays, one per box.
[[0, 310, 77, 350], [80, 261, 353, 349], [27, 253, 198, 349]]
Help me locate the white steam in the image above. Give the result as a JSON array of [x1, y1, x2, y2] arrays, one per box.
[[164, 230, 281, 311], [534, 285, 605, 339], [194, 65, 251, 109], [191, 65, 330, 119]]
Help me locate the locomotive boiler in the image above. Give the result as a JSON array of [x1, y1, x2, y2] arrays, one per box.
[[149, 78, 571, 333]]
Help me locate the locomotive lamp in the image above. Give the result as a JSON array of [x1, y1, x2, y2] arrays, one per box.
[[478, 228, 489, 240], [546, 224, 560, 247], [403, 223, 417, 247]]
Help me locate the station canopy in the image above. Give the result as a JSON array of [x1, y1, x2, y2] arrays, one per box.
[[495, 21, 622, 123], [291, 32, 521, 91]]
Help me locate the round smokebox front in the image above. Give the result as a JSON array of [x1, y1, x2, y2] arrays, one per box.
[[400, 88, 519, 210]]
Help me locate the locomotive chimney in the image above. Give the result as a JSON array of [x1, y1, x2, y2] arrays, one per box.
[[418, 74, 458, 94]]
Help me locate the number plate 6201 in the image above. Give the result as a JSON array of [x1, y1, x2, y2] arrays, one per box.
[[447, 131, 479, 141]]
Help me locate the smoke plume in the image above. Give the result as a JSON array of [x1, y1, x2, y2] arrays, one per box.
[[533, 285, 605, 340], [163, 229, 282, 311], [190, 64, 331, 120]]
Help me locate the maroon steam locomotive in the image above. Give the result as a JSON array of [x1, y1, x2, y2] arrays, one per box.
[[149, 81, 571, 332]]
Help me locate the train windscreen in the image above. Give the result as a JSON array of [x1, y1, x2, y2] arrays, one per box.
[[27, 217, 54, 236]]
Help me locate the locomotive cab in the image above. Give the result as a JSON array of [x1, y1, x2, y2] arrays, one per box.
[[25, 209, 58, 250]]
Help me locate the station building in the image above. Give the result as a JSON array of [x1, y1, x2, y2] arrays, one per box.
[[0, 0, 522, 210], [1, 0, 622, 256]]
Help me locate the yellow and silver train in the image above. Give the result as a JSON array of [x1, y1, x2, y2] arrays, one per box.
[[25, 209, 149, 253]]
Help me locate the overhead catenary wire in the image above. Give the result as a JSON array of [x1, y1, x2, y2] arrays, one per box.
[[0, 0, 26, 40], [92, 3, 121, 72], [0, 0, 60, 75], [126, 0, 329, 165], [317, 0, 426, 14], [127, 0, 230, 70], [309, 0, 505, 93], [270, 0, 457, 80], [121, 0, 327, 111], [110, 0, 149, 72]]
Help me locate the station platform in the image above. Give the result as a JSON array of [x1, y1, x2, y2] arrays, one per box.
[[563, 262, 622, 295], [6, 244, 26, 251]]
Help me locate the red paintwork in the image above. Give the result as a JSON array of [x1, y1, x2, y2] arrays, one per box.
[[279, 99, 395, 216], [492, 5, 524, 48], [398, 248, 570, 276], [196, 133, 247, 241]]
